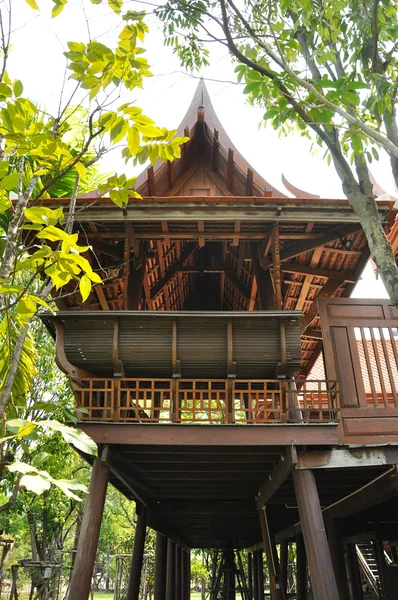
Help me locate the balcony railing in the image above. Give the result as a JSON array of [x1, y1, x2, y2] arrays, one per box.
[[71, 378, 340, 424]]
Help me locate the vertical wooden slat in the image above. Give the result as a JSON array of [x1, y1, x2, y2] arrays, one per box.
[[370, 327, 388, 406], [380, 327, 397, 405], [360, 327, 378, 407], [246, 168, 253, 196], [227, 148, 234, 191]]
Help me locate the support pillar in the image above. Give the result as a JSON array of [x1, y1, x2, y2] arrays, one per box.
[[256, 550, 264, 600], [225, 547, 236, 600], [175, 545, 181, 600], [166, 540, 176, 600], [67, 458, 109, 600], [126, 505, 147, 600], [296, 534, 307, 600], [326, 520, 350, 600], [259, 508, 287, 600], [293, 470, 339, 600], [279, 540, 288, 595], [248, 552, 253, 599], [154, 533, 167, 600], [346, 543, 364, 600], [253, 551, 259, 600]]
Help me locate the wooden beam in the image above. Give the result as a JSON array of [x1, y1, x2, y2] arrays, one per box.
[[259, 508, 287, 600], [346, 544, 364, 600], [66, 458, 109, 600], [127, 506, 147, 600], [246, 168, 254, 196], [89, 239, 123, 259], [161, 221, 170, 246], [147, 166, 156, 196], [256, 448, 298, 509], [271, 224, 282, 309], [296, 448, 398, 470], [282, 262, 355, 283], [232, 221, 241, 247], [248, 275, 258, 311], [208, 245, 252, 302], [250, 243, 274, 310], [124, 256, 147, 310], [212, 129, 219, 173], [263, 223, 361, 268], [227, 148, 234, 191], [150, 243, 196, 300], [292, 469, 340, 600], [198, 221, 205, 247], [326, 520, 351, 600]]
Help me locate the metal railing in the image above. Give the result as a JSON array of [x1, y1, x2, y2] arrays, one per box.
[[71, 378, 340, 424]]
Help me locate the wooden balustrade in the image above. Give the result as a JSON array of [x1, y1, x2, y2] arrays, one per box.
[[71, 377, 339, 424]]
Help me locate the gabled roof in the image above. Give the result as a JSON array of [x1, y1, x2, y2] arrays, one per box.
[[134, 78, 290, 198]]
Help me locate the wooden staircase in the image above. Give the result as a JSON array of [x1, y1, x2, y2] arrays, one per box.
[[356, 543, 381, 598]]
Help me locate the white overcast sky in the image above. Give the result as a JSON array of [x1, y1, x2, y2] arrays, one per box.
[[11, 0, 393, 298]]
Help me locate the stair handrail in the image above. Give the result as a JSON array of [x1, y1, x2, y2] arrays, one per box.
[[356, 545, 380, 598]]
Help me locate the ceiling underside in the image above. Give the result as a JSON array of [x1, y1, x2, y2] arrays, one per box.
[[103, 443, 398, 549]]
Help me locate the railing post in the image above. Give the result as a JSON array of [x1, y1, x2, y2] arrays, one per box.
[[281, 380, 287, 423], [171, 379, 178, 423], [113, 377, 119, 421]]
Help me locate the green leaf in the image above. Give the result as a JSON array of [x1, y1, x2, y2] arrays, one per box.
[[13, 80, 23, 97], [79, 274, 91, 301], [24, 0, 39, 8], [0, 83, 12, 97], [108, 0, 123, 14], [0, 171, 19, 191], [32, 452, 49, 467]]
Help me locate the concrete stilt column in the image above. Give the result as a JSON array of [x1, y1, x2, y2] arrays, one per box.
[[126, 506, 147, 600], [67, 458, 109, 600]]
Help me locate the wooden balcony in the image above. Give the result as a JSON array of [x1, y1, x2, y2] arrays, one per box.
[[71, 377, 340, 424]]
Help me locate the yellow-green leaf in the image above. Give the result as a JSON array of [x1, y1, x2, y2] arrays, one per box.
[[24, 0, 39, 8], [108, 0, 123, 14], [79, 275, 92, 302], [13, 80, 23, 97], [0, 171, 19, 191]]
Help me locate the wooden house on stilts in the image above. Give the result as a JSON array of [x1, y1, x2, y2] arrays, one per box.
[[43, 80, 398, 600]]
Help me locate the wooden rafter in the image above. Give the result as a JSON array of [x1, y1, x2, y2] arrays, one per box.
[[212, 129, 219, 172], [282, 262, 355, 283], [150, 243, 196, 300], [294, 246, 324, 311], [246, 168, 253, 196], [301, 278, 343, 331], [208, 245, 251, 302]]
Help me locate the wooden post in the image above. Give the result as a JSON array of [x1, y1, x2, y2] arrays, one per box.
[[292, 470, 339, 600], [154, 533, 167, 600], [225, 547, 236, 600], [248, 552, 253, 599], [326, 520, 350, 600], [259, 508, 287, 600], [126, 506, 147, 600], [166, 540, 176, 600], [256, 550, 264, 600], [67, 458, 109, 600], [296, 535, 307, 600], [346, 543, 364, 600], [279, 540, 288, 595], [253, 551, 259, 600], [175, 545, 181, 600]]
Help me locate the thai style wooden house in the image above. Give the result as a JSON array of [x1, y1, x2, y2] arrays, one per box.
[[43, 80, 398, 600]]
